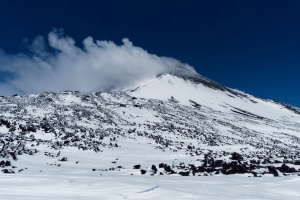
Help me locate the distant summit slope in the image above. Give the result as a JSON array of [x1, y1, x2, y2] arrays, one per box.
[[169, 64, 245, 97], [130, 65, 300, 122]]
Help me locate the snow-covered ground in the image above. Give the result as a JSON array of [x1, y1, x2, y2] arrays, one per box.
[[1, 173, 300, 200]]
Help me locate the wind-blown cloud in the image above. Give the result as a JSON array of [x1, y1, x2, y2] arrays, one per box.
[[0, 29, 192, 96]]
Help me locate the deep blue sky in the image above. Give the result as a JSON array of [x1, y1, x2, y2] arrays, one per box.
[[0, 0, 299, 107]]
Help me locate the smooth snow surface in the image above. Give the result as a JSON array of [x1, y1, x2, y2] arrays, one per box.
[[1, 174, 300, 200]]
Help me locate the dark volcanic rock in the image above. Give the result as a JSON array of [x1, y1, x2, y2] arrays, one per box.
[[178, 171, 190, 176], [151, 165, 158, 174], [164, 165, 172, 172], [164, 165, 176, 174], [230, 152, 243, 160], [5, 160, 11, 166], [222, 161, 248, 174], [268, 166, 279, 177], [59, 157, 68, 162], [277, 163, 297, 173], [133, 164, 141, 169], [159, 163, 164, 168]]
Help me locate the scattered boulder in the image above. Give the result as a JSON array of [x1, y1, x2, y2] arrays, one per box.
[[5, 161, 11, 166], [151, 165, 158, 174], [277, 163, 297, 173], [2, 169, 14, 174], [164, 165, 172, 172], [178, 171, 190, 176], [268, 166, 279, 177], [133, 164, 141, 169], [59, 157, 68, 162], [164, 165, 176, 174], [0, 160, 11, 167], [230, 152, 243, 160]]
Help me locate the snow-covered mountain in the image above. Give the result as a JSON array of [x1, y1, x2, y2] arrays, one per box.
[[1, 66, 300, 182]]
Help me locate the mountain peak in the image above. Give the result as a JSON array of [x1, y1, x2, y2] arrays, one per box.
[[160, 65, 246, 99], [130, 66, 300, 123]]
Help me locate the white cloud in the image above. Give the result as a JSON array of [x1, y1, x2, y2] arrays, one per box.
[[0, 29, 192, 96]]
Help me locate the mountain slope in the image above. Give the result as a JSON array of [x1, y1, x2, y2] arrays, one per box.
[[0, 68, 300, 180], [130, 70, 299, 123]]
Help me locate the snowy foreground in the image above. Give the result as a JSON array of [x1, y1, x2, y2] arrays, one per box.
[[1, 173, 300, 200]]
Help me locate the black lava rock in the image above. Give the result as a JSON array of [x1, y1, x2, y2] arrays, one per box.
[[277, 163, 297, 173], [230, 152, 243, 160], [133, 164, 141, 169], [164, 165, 172, 172], [151, 165, 158, 174], [178, 171, 190, 176], [59, 157, 68, 162], [268, 166, 279, 177], [159, 163, 164, 168], [5, 161, 11, 166]]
